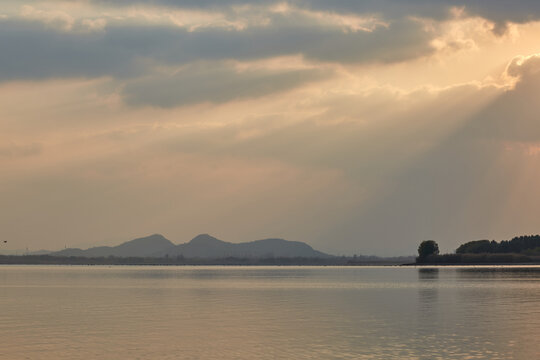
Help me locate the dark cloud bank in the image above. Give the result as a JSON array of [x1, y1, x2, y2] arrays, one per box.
[[4, 1, 540, 106]]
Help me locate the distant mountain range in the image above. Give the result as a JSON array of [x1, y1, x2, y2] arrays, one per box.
[[52, 234, 332, 259]]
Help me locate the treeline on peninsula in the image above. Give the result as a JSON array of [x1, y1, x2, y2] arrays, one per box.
[[417, 235, 540, 264], [456, 235, 540, 255]]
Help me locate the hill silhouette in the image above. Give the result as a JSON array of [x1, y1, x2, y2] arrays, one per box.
[[54, 234, 175, 257], [53, 234, 331, 259]]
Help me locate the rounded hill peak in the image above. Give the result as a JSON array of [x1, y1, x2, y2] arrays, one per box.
[[189, 234, 223, 244]]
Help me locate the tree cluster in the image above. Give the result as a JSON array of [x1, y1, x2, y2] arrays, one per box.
[[417, 240, 439, 259], [456, 235, 540, 254]]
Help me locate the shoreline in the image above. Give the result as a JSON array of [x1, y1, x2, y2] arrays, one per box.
[[405, 262, 540, 266], [0, 254, 411, 266]]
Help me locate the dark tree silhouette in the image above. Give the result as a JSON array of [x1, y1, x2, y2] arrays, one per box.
[[418, 240, 439, 259], [456, 235, 540, 254]]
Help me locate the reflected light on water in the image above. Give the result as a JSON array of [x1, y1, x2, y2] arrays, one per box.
[[0, 265, 539, 359]]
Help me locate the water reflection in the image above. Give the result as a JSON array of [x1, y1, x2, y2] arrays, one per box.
[[417, 268, 439, 306], [418, 267, 439, 280], [456, 266, 540, 281], [0, 265, 538, 359], [416, 267, 439, 348]]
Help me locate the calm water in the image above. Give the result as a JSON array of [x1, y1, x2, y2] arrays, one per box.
[[1, 266, 539, 359]]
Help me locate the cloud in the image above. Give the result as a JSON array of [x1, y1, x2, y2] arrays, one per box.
[[4, 2, 540, 256], [505, 53, 540, 80], [0, 20, 140, 81], [135, 59, 539, 255], [0, 11, 435, 108], [20, 5, 74, 31], [162, 82, 500, 174], [0, 142, 42, 158], [462, 54, 540, 143], [315, 54, 540, 254], [0, 14, 433, 81], [123, 62, 331, 107], [2, 53, 540, 255], [86, 0, 540, 28], [6, 0, 535, 100]]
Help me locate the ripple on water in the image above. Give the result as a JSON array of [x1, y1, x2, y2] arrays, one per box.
[[0, 265, 539, 359]]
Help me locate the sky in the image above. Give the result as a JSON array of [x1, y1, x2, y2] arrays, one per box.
[[1, 1, 540, 256]]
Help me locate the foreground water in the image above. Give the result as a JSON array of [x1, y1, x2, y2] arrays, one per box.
[[1, 266, 539, 359]]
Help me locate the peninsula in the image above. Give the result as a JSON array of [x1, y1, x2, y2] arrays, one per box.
[[415, 235, 540, 264]]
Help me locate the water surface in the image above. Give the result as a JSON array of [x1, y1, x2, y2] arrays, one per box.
[[1, 265, 539, 359]]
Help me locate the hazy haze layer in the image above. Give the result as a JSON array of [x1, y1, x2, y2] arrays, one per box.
[[2, 1, 540, 255]]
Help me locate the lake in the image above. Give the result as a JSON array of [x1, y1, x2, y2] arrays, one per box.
[[1, 265, 539, 359]]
